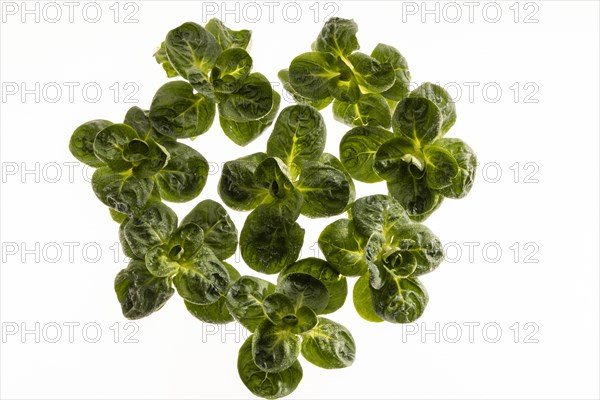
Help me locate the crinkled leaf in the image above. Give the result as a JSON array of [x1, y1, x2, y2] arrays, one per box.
[[318, 219, 370, 277], [210, 48, 253, 94], [181, 199, 238, 260], [435, 138, 477, 199], [301, 317, 355, 368], [278, 69, 332, 110], [390, 224, 444, 276], [218, 72, 274, 122], [91, 167, 154, 216], [332, 94, 391, 128], [69, 119, 112, 167], [173, 246, 229, 305], [371, 275, 428, 323], [350, 195, 411, 242], [114, 259, 174, 320], [93, 123, 138, 172], [149, 81, 215, 139], [218, 152, 269, 211], [373, 136, 422, 182], [423, 144, 459, 190], [123, 201, 178, 259], [153, 141, 208, 202], [279, 258, 347, 315], [392, 96, 442, 145], [252, 320, 300, 373], [165, 22, 220, 76], [205, 18, 251, 50], [240, 205, 305, 274], [153, 41, 179, 78], [386, 167, 444, 222], [266, 105, 326, 179], [327, 59, 361, 103], [314, 17, 359, 57], [262, 293, 296, 326], [348, 52, 395, 93], [297, 162, 351, 218], [340, 126, 396, 183], [318, 153, 356, 207], [371, 43, 411, 101], [220, 90, 281, 146], [226, 276, 276, 332], [124, 106, 175, 143], [410, 82, 456, 134], [288, 51, 339, 100], [277, 273, 328, 314], [238, 336, 302, 399]]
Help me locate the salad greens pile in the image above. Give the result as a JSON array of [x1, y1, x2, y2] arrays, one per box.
[[69, 17, 476, 399]]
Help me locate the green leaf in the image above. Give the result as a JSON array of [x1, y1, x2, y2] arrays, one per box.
[[350, 195, 411, 241], [388, 224, 444, 276], [181, 199, 238, 260], [278, 258, 347, 315], [253, 320, 300, 373], [69, 119, 112, 167], [238, 336, 302, 399], [435, 138, 477, 199], [149, 81, 216, 139], [371, 43, 411, 101], [371, 275, 429, 323], [114, 259, 174, 320], [226, 276, 276, 332], [240, 205, 305, 274], [91, 167, 154, 216], [266, 105, 326, 179], [318, 219, 370, 277], [123, 201, 178, 259], [205, 18, 251, 50], [314, 17, 359, 57], [124, 106, 175, 143], [352, 274, 383, 322], [318, 153, 356, 207], [254, 157, 295, 202], [373, 136, 422, 182], [92, 123, 138, 172], [277, 273, 328, 314], [423, 144, 460, 190], [262, 293, 296, 326], [211, 48, 253, 93], [386, 166, 444, 222], [218, 72, 274, 122], [288, 51, 339, 100], [144, 245, 182, 278], [332, 94, 391, 128], [291, 306, 319, 334], [112, 209, 128, 224], [278, 69, 333, 110], [218, 152, 269, 211], [153, 41, 179, 78], [297, 162, 351, 218], [153, 141, 208, 202], [301, 317, 356, 368], [339, 126, 396, 183], [327, 59, 360, 103], [220, 90, 281, 146], [410, 82, 456, 134], [392, 96, 442, 145], [165, 22, 221, 76], [173, 245, 229, 305], [347, 52, 395, 93], [185, 261, 241, 324]]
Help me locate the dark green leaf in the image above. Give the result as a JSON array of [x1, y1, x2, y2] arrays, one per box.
[[238, 336, 302, 399], [123, 201, 178, 259], [423, 144, 459, 190], [91, 167, 154, 216], [253, 320, 300, 373], [392, 96, 442, 145], [373, 136, 423, 182], [205, 18, 251, 50], [278, 258, 347, 315], [124, 106, 174, 143], [149, 81, 216, 139], [266, 105, 326, 179], [277, 273, 328, 314], [69, 119, 112, 167], [371, 275, 428, 323], [181, 199, 238, 260], [435, 138, 477, 199], [350, 195, 411, 240], [410, 82, 456, 134], [389, 224, 444, 276], [165, 22, 220, 76], [153, 41, 179, 78], [226, 276, 276, 332], [218, 73, 274, 122], [288, 51, 339, 100], [318, 219, 370, 277], [220, 90, 281, 146], [314, 17, 359, 57], [153, 141, 209, 202], [301, 317, 355, 368], [318, 153, 356, 207], [386, 167, 444, 222], [339, 126, 396, 183], [297, 162, 351, 218], [240, 205, 305, 274], [93, 123, 138, 172], [262, 293, 296, 326], [114, 259, 174, 320], [278, 69, 333, 110], [218, 152, 269, 211], [173, 245, 229, 305], [347, 52, 395, 93], [371, 43, 411, 101], [211, 48, 253, 93]]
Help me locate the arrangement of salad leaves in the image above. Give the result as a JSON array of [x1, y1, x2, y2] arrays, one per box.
[[69, 17, 476, 399]]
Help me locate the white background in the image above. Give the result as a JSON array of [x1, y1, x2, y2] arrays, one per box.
[[1, 1, 599, 399]]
